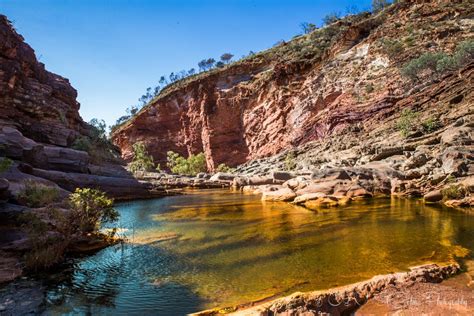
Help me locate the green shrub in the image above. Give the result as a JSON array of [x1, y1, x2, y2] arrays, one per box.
[[69, 188, 119, 233], [401, 52, 446, 81], [381, 39, 404, 58], [442, 184, 467, 200], [421, 117, 441, 134], [372, 0, 390, 13], [396, 109, 418, 137], [323, 12, 341, 25], [17, 180, 60, 208], [285, 152, 297, 171], [20, 188, 118, 271], [453, 39, 474, 66], [72, 118, 121, 164], [71, 136, 92, 152], [129, 142, 155, 174], [167, 151, 207, 176], [0, 157, 13, 173], [216, 163, 234, 173], [401, 40, 474, 81], [365, 83, 374, 94], [19, 211, 68, 271]]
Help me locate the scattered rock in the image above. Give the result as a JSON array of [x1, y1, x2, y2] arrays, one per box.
[[424, 190, 443, 203], [261, 187, 296, 202]]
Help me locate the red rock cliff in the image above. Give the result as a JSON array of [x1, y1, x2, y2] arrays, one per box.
[[111, 1, 473, 170], [0, 15, 88, 146]]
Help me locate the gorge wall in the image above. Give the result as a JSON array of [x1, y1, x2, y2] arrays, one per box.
[[0, 15, 88, 146], [0, 14, 155, 200], [111, 1, 473, 171]]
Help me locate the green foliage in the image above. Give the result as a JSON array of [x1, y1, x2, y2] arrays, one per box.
[[365, 83, 374, 94], [216, 163, 234, 173], [381, 39, 404, 58], [442, 184, 467, 200], [17, 180, 60, 208], [401, 52, 446, 81], [396, 109, 418, 138], [72, 118, 121, 164], [401, 40, 474, 81], [20, 187, 118, 271], [167, 151, 207, 176], [285, 152, 297, 171], [19, 212, 68, 271], [323, 12, 341, 25], [421, 117, 441, 134], [129, 142, 155, 174], [69, 188, 119, 233], [372, 0, 390, 13], [0, 157, 13, 173], [300, 22, 317, 34], [71, 136, 92, 152]]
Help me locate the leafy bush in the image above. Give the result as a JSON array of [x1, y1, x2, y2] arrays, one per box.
[[20, 188, 118, 271], [0, 157, 13, 173], [216, 163, 234, 173], [69, 188, 119, 233], [285, 152, 297, 171], [167, 151, 207, 176], [17, 180, 60, 208], [20, 212, 68, 271], [381, 39, 404, 58], [372, 0, 390, 13], [396, 109, 418, 137], [401, 40, 474, 81], [300, 22, 317, 34], [365, 83, 374, 94], [71, 136, 92, 152], [323, 12, 341, 25], [401, 52, 446, 81], [421, 117, 441, 134], [129, 142, 155, 174], [453, 40, 474, 65], [72, 118, 121, 164], [442, 184, 467, 200]]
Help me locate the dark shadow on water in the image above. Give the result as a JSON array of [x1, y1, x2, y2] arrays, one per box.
[[7, 243, 208, 316]]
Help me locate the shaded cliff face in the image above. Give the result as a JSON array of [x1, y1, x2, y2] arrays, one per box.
[[0, 15, 156, 201], [0, 15, 88, 146], [112, 1, 473, 170]]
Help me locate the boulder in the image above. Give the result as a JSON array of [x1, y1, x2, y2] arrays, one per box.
[[210, 172, 235, 182], [261, 187, 296, 202], [441, 148, 470, 176], [271, 171, 294, 181], [293, 192, 327, 204], [304, 196, 339, 209], [424, 190, 443, 203], [296, 180, 341, 196], [196, 172, 210, 179], [440, 126, 473, 146], [461, 176, 474, 193], [88, 164, 133, 178]]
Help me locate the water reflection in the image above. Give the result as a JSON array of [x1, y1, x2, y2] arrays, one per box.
[[43, 190, 473, 315]]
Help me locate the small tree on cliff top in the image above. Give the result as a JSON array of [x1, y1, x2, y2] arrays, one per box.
[[129, 142, 155, 174], [220, 53, 234, 64]]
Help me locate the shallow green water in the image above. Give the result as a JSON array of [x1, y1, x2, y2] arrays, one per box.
[[43, 189, 474, 315]]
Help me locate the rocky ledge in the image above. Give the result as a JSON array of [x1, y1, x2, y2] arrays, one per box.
[[195, 263, 463, 316]]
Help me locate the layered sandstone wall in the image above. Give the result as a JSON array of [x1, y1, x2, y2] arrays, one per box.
[[111, 1, 473, 171], [0, 15, 88, 146]]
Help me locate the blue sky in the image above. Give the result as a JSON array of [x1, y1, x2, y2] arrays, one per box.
[[1, 0, 372, 127]]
